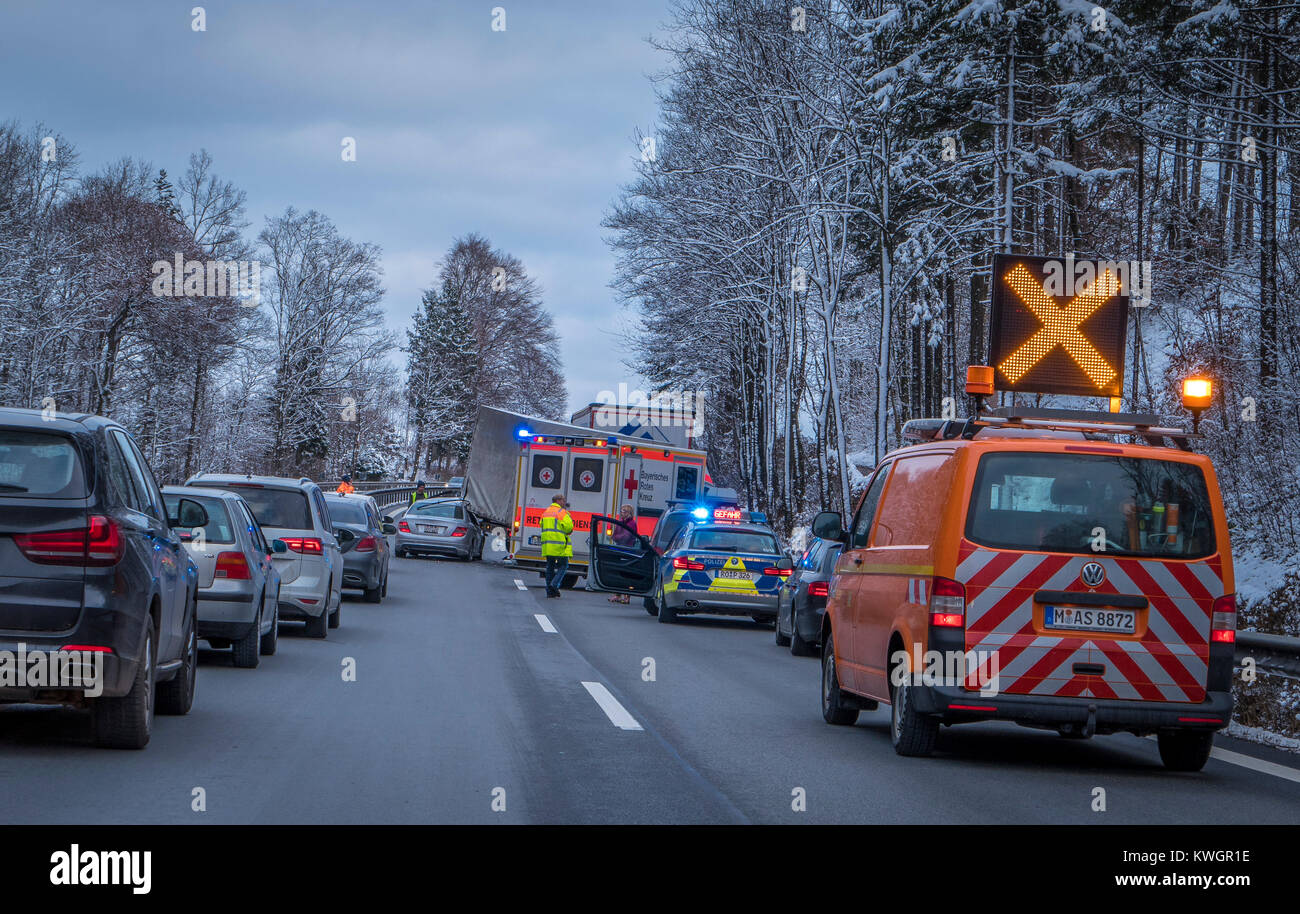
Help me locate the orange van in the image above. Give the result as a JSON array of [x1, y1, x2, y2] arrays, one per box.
[[812, 411, 1236, 771]]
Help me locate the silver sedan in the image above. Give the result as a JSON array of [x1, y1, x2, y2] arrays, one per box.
[[395, 498, 485, 561]]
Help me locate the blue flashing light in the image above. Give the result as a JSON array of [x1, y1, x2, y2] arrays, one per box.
[[515, 426, 533, 439], [691, 506, 709, 520], [750, 511, 767, 523]]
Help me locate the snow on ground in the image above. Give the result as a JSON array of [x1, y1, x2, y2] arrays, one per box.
[[1233, 549, 1296, 613], [1226, 721, 1300, 753]]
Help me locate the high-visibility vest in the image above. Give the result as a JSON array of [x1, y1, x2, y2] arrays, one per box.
[[336, 482, 355, 495], [539, 504, 574, 557], [411, 490, 427, 503]]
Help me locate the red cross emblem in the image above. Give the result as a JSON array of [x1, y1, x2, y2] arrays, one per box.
[[623, 470, 638, 500]]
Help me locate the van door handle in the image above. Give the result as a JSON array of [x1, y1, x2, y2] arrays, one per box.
[[852, 557, 863, 566]]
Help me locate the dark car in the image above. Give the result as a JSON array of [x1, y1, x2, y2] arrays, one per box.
[[775, 537, 841, 656], [0, 409, 207, 749], [324, 492, 395, 602]]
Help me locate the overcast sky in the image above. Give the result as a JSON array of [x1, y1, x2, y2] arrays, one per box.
[[0, 0, 669, 417]]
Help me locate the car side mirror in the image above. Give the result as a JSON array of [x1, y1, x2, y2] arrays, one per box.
[[776, 555, 793, 572], [271, 538, 288, 554], [382, 523, 397, 535], [335, 528, 355, 543], [812, 511, 845, 543], [170, 498, 209, 530], [382, 514, 393, 524]]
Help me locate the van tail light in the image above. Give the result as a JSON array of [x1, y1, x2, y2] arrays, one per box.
[[1211, 594, 1236, 644], [215, 551, 252, 580], [280, 537, 323, 555], [355, 536, 377, 552], [398, 521, 411, 533], [450, 527, 467, 538], [930, 576, 966, 628], [673, 557, 705, 571], [808, 581, 830, 598], [15, 515, 123, 567]]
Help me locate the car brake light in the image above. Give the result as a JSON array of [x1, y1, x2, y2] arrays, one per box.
[[808, 581, 830, 598], [673, 557, 705, 571], [763, 566, 790, 576], [451, 527, 467, 538], [60, 644, 113, 653], [14, 515, 123, 567], [215, 551, 252, 579], [399, 521, 411, 533], [355, 536, 377, 552], [930, 576, 965, 628], [281, 537, 323, 555], [1211, 594, 1236, 643]]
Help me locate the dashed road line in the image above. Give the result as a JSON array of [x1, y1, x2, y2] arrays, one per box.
[[581, 681, 643, 731], [514, 579, 528, 591], [534, 614, 557, 633]]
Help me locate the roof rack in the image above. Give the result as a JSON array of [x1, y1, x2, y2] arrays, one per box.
[[905, 406, 1197, 451]]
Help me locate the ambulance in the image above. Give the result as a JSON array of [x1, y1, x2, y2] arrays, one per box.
[[463, 407, 709, 584]]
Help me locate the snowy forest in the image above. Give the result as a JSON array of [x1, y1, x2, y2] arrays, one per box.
[[606, 0, 1300, 614]]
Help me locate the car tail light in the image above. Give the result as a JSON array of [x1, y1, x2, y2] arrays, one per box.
[[763, 566, 791, 576], [280, 537, 323, 555], [398, 521, 411, 533], [14, 515, 123, 567], [60, 644, 113, 653], [808, 581, 830, 598], [215, 551, 251, 579], [930, 576, 965, 628], [1211, 594, 1236, 644], [355, 536, 377, 552], [451, 527, 467, 538], [673, 557, 705, 571]]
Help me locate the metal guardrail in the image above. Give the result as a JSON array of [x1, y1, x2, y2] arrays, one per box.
[[359, 485, 464, 514], [1236, 631, 1300, 678]]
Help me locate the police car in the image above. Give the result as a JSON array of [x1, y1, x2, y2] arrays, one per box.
[[587, 506, 792, 624]]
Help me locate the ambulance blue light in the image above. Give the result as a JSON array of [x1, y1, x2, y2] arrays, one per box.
[[692, 507, 709, 520], [515, 426, 533, 439]]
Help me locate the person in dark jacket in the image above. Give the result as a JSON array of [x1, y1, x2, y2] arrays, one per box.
[[608, 504, 639, 604]]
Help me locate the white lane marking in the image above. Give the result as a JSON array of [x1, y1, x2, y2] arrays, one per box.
[[514, 579, 527, 591], [1143, 736, 1300, 784], [581, 681, 643, 731], [534, 613, 557, 633]]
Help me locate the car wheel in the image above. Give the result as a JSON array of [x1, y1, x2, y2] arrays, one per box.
[[158, 599, 198, 714], [397, 547, 408, 559], [890, 673, 939, 757], [231, 604, 261, 669], [657, 581, 676, 624], [305, 608, 328, 639], [1157, 730, 1213, 772], [364, 578, 382, 603], [381, 572, 388, 598], [789, 619, 816, 657], [643, 595, 658, 617], [774, 603, 791, 646], [260, 599, 279, 656], [93, 627, 155, 749], [328, 599, 341, 629], [820, 630, 859, 726]]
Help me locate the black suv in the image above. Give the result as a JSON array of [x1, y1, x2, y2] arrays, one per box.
[[0, 409, 206, 748]]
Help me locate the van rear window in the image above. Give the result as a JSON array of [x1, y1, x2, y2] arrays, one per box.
[[0, 431, 84, 498], [965, 452, 1216, 559]]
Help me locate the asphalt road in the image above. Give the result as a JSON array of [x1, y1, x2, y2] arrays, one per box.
[[2, 547, 1299, 824]]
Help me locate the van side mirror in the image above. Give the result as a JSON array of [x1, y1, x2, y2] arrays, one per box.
[[812, 511, 845, 543]]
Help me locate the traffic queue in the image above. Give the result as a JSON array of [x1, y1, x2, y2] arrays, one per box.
[[0, 406, 401, 750]]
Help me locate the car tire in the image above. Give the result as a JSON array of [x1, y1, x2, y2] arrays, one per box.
[[820, 630, 859, 726], [231, 605, 261, 669], [93, 628, 155, 749], [1157, 730, 1213, 772], [397, 547, 408, 559], [657, 582, 676, 624], [790, 621, 816, 657], [260, 599, 279, 656], [158, 600, 198, 715], [381, 572, 388, 598], [306, 608, 328, 639], [328, 599, 341, 629], [890, 676, 939, 757], [643, 595, 658, 617], [774, 605, 791, 646], [364, 578, 382, 603]]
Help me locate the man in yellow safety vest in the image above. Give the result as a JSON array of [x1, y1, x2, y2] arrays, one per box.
[[539, 494, 574, 598]]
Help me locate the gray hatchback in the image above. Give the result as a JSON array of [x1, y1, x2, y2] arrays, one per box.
[[323, 493, 394, 602]]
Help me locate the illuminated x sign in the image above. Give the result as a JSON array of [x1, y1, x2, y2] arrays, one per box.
[[989, 254, 1129, 398]]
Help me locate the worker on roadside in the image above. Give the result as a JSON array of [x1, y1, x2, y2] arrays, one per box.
[[336, 474, 355, 495], [539, 494, 574, 598], [411, 480, 428, 504], [607, 503, 638, 605]]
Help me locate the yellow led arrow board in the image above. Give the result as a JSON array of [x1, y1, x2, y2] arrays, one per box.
[[989, 253, 1129, 398]]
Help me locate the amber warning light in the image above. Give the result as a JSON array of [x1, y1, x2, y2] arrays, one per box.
[[1182, 377, 1212, 411], [988, 253, 1129, 398]]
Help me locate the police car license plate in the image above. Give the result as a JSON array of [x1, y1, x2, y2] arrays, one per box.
[[1044, 606, 1135, 634], [716, 568, 750, 580], [418, 524, 444, 535]]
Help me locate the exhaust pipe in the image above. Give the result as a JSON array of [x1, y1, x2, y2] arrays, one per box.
[[684, 600, 700, 609]]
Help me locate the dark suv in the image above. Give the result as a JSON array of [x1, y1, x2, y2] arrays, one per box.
[[0, 409, 206, 749]]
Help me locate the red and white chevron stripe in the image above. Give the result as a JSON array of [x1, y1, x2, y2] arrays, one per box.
[[955, 540, 1222, 702]]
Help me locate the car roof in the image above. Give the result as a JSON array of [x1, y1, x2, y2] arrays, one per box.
[[880, 434, 1214, 468], [188, 473, 318, 489], [162, 485, 246, 502], [0, 407, 120, 434], [682, 522, 778, 540]]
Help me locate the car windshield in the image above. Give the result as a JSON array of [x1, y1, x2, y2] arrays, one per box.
[[165, 495, 235, 544], [689, 528, 779, 554], [965, 451, 1216, 558], [206, 485, 311, 530], [326, 500, 367, 525], [410, 502, 463, 519], [0, 430, 84, 497]]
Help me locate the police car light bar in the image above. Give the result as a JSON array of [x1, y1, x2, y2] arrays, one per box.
[[692, 507, 709, 520]]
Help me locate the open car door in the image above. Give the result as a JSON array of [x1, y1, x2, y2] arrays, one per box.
[[587, 515, 657, 595]]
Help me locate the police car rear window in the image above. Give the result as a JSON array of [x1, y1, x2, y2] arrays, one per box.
[[689, 529, 779, 554], [966, 452, 1216, 559]]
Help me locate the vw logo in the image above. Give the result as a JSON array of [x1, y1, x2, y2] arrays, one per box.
[[1080, 562, 1106, 588]]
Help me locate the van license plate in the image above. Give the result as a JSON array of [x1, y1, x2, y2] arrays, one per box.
[[1044, 606, 1135, 634], [717, 568, 750, 579]]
